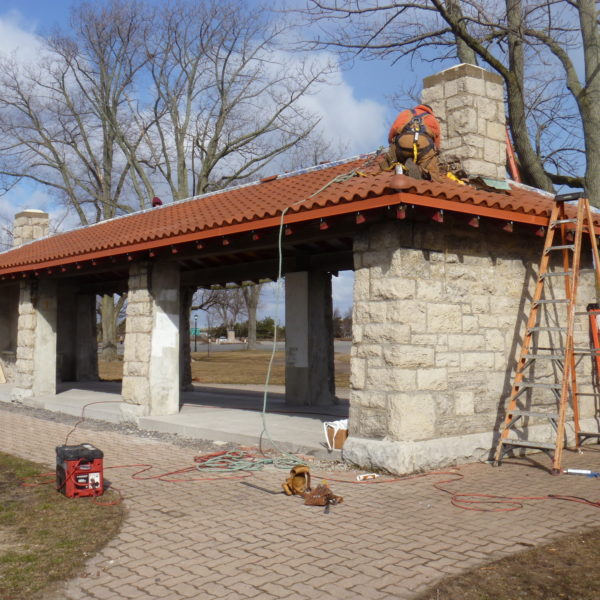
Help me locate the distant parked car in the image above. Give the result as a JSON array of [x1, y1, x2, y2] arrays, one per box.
[[217, 337, 227, 343]]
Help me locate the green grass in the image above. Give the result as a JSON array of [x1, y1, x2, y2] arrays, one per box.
[[0, 452, 124, 600]]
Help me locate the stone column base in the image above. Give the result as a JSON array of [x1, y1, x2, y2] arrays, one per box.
[[10, 387, 34, 403], [343, 418, 599, 475], [119, 402, 148, 423]]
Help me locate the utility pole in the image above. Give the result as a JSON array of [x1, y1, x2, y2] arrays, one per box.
[[194, 314, 198, 353]]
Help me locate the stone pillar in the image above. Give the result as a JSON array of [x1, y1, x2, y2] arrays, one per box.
[[421, 63, 506, 179], [13, 209, 49, 247], [57, 286, 77, 381], [180, 286, 194, 394], [122, 262, 180, 418], [76, 294, 99, 381], [285, 271, 335, 406], [0, 283, 19, 383], [11, 279, 57, 401], [56, 290, 97, 382]]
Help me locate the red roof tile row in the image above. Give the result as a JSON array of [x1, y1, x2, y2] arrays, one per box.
[[0, 155, 589, 276]]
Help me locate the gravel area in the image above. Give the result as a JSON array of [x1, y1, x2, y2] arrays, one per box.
[[0, 401, 351, 471]]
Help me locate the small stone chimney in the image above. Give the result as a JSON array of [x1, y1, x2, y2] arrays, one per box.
[[421, 63, 506, 179], [13, 209, 49, 247]]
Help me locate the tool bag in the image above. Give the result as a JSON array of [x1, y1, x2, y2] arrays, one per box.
[[282, 465, 311, 496], [303, 484, 343, 506]]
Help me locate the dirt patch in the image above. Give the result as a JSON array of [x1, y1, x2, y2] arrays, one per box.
[[415, 529, 600, 600]]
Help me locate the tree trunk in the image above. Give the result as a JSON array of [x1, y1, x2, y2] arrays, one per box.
[[446, 0, 478, 65], [100, 294, 118, 360], [243, 284, 261, 350], [579, 0, 600, 208], [505, 0, 554, 192], [247, 302, 257, 350]]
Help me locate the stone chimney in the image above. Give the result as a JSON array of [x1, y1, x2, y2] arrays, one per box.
[[421, 63, 506, 179], [13, 209, 49, 247]]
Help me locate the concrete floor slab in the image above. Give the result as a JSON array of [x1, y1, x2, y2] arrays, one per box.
[[0, 381, 348, 458]]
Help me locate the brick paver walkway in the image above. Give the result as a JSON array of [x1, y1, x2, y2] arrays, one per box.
[[3, 406, 600, 599]]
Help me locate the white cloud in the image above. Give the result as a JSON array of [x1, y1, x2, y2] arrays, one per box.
[[331, 271, 354, 314], [299, 55, 388, 155], [0, 10, 43, 62], [0, 185, 50, 222], [256, 272, 354, 322], [0, 181, 81, 235]]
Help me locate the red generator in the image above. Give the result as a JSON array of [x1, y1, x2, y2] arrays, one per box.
[[56, 443, 104, 498]]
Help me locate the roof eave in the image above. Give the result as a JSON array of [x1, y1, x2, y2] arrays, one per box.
[[0, 189, 571, 278]]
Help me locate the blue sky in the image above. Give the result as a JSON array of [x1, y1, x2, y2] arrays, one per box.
[[0, 1, 445, 323]]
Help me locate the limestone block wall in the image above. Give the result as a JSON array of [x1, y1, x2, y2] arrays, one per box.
[[13, 210, 49, 247], [344, 215, 597, 474], [11, 282, 36, 400], [11, 280, 57, 401], [422, 64, 506, 179], [122, 261, 181, 418], [122, 263, 154, 407]]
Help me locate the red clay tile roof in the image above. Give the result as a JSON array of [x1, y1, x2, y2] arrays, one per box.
[[0, 154, 591, 276]]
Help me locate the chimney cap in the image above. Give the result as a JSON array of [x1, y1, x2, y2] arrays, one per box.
[[15, 209, 49, 218]]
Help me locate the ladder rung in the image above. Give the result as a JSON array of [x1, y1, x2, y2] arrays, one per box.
[[541, 269, 594, 278], [522, 353, 564, 360], [527, 327, 567, 333], [534, 299, 570, 305], [510, 410, 559, 419], [550, 219, 578, 226], [501, 439, 556, 450], [578, 431, 600, 437], [545, 245, 575, 253], [573, 348, 600, 355], [519, 381, 562, 389]]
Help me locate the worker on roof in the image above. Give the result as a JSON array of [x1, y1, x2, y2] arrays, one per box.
[[381, 104, 445, 183]]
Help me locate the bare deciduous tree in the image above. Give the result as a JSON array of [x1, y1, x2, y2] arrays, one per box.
[[141, 0, 329, 198], [0, 215, 12, 252], [0, 0, 152, 359], [0, 0, 329, 358], [213, 287, 248, 337], [242, 283, 263, 350], [191, 288, 223, 314], [299, 0, 600, 205], [0, 1, 151, 223]]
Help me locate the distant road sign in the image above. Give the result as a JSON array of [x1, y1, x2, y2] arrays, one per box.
[[190, 328, 201, 336]]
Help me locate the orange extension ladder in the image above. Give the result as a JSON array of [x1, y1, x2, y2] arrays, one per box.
[[493, 193, 600, 474]]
